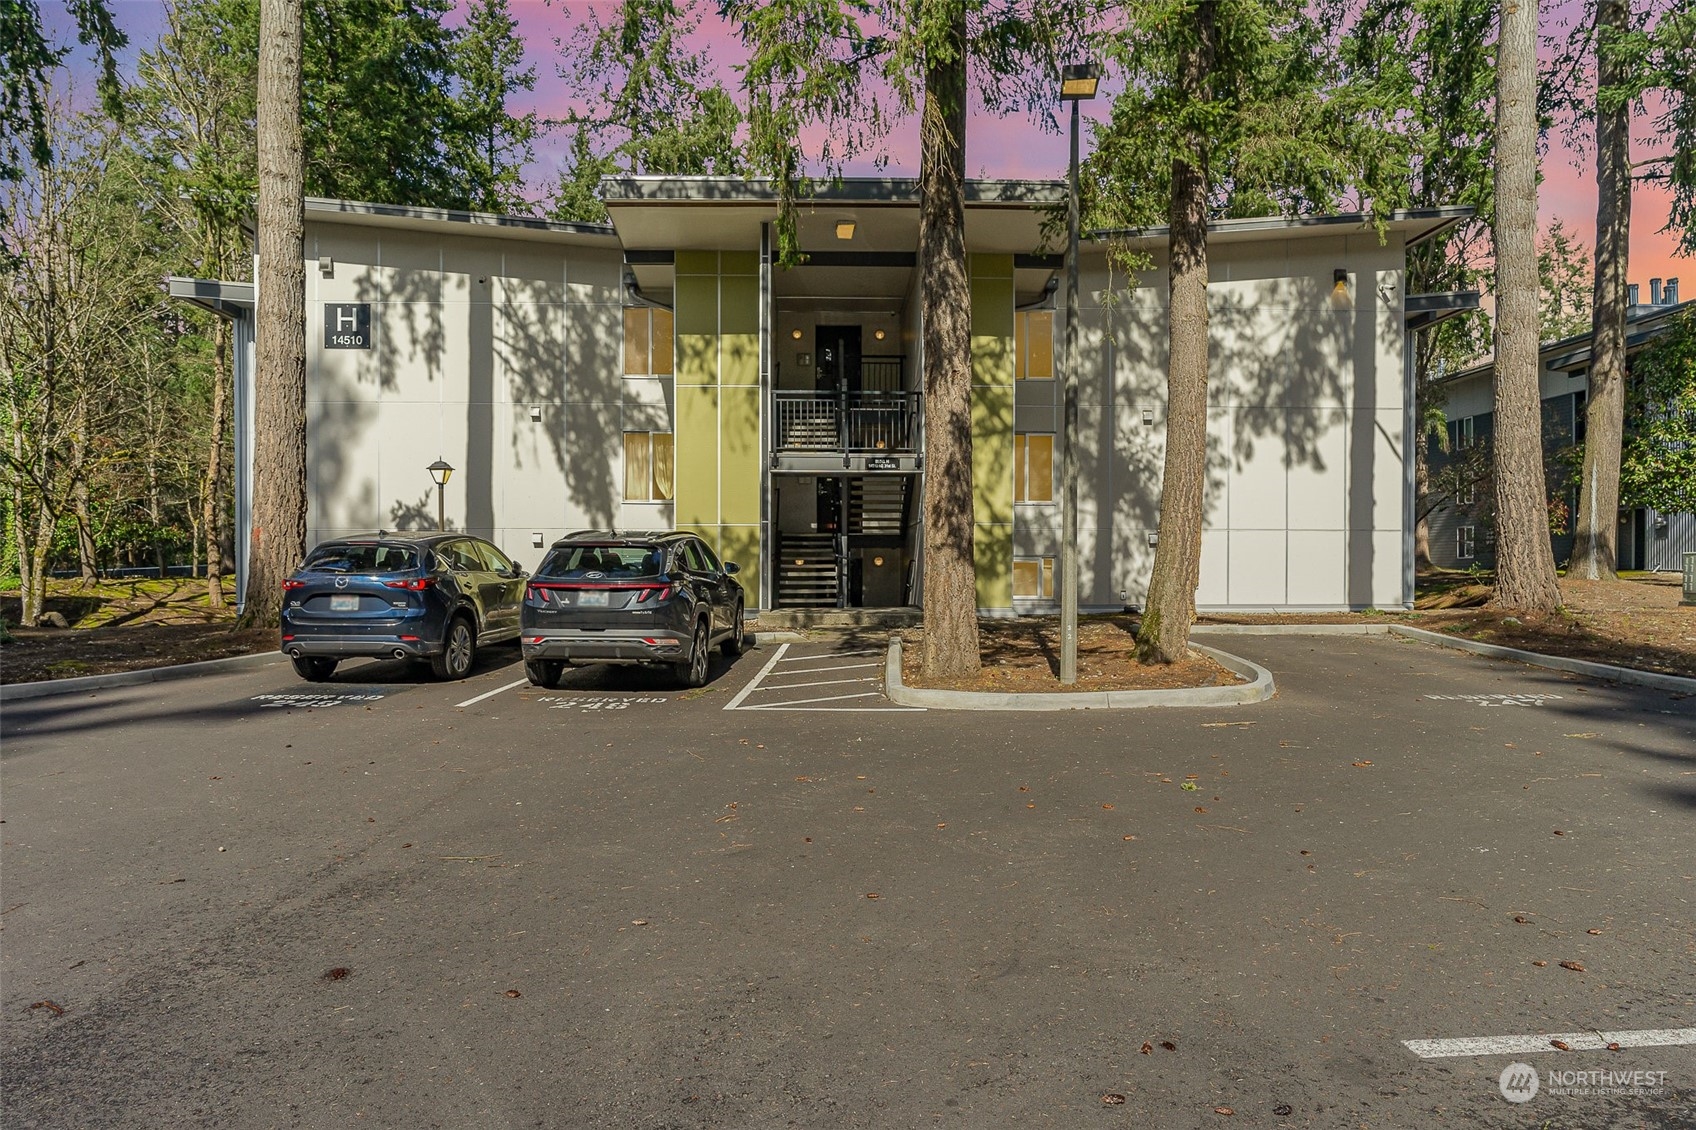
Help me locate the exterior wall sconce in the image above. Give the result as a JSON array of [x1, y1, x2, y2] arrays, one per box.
[[835, 220, 856, 240], [428, 459, 454, 532], [318, 256, 334, 277], [1141, 407, 1154, 425], [529, 405, 542, 421], [1330, 268, 1351, 308], [873, 328, 887, 341], [791, 327, 803, 340]]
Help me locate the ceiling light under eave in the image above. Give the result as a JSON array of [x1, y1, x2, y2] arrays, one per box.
[[835, 220, 856, 240]]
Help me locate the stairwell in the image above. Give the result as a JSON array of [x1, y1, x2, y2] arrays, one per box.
[[774, 533, 838, 607]]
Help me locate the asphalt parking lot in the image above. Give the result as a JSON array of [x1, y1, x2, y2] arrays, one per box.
[[3, 634, 1692, 1128]]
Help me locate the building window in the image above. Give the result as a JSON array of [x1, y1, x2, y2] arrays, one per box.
[[623, 432, 675, 501], [1014, 310, 1054, 380], [623, 307, 674, 376], [1450, 415, 1475, 450], [1013, 556, 1055, 599], [1457, 526, 1475, 559], [1014, 433, 1054, 503]]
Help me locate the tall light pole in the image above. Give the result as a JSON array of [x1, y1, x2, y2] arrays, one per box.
[[1059, 62, 1099, 686], [428, 459, 454, 532]]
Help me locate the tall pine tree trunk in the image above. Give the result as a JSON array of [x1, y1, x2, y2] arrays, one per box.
[[204, 317, 229, 605], [1489, 0, 1562, 612], [1570, 0, 1630, 581], [1138, 0, 1216, 664], [245, 0, 308, 626], [918, 3, 980, 679]]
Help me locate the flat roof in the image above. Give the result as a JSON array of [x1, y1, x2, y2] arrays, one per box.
[[1087, 206, 1475, 249], [303, 197, 622, 248]]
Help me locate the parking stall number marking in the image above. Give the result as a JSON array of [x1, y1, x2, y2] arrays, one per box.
[[535, 695, 668, 712], [250, 692, 387, 709], [1424, 692, 1565, 707]]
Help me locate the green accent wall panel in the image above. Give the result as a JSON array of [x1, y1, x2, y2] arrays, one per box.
[[675, 274, 720, 341], [720, 275, 760, 337], [719, 525, 762, 608], [974, 522, 1012, 610], [719, 386, 762, 524], [720, 250, 758, 276], [969, 254, 1015, 610], [675, 385, 720, 527], [675, 250, 720, 275]]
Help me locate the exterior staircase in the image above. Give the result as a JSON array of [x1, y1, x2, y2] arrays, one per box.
[[774, 533, 838, 607], [849, 476, 908, 537]]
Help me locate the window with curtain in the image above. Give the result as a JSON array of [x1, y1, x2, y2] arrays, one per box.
[[623, 307, 674, 376], [623, 432, 675, 501], [1015, 310, 1054, 380], [1012, 556, 1055, 599], [1014, 433, 1055, 503]]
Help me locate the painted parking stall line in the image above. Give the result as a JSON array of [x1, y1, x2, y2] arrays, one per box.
[[454, 678, 529, 708], [725, 643, 923, 712], [1403, 1027, 1696, 1059]]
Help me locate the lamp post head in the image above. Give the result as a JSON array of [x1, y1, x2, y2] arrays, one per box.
[[1060, 62, 1101, 101], [428, 459, 454, 487]]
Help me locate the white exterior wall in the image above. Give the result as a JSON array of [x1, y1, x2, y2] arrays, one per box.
[[1017, 232, 1410, 611], [305, 222, 642, 567]]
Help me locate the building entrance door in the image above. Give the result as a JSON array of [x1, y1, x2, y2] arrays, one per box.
[[815, 325, 862, 392]]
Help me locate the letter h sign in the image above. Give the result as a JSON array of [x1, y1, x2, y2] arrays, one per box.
[[324, 303, 372, 349]]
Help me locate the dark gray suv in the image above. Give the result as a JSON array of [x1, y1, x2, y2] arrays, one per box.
[[281, 533, 526, 681], [520, 531, 745, 688]]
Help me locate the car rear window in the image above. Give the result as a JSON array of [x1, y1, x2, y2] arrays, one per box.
[[302, 544, 419, 574], [537, 544, 663, 579]]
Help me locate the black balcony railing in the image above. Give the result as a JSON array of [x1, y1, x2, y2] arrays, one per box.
[[775, 390, 921, 452]]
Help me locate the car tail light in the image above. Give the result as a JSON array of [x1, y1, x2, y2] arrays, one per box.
[[383, 577, 435, 590], [282, 579, 306, 590], [633, 584, 676, 603], [399, 635, 421, 642]]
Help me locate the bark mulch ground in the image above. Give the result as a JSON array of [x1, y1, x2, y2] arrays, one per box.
[[900, 616, 1245, 694]]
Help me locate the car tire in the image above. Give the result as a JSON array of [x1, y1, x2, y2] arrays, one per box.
[[676, 618, 710, 689], [525, 658, 565, 688], [721, 599, 745, 658], [431, 615, 476, 680], [291, 656, 338, 682]]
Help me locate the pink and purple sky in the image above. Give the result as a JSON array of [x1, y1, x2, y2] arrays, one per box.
[[58, 0, 1692, 291]]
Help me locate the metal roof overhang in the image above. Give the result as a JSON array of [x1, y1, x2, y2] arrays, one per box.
[[1085, 206, 1475, 248], [167, 276, 254, 317], [303, 197, 621, 248], [604, 178, 1068, 304], [1405, 290, 1481, 333]]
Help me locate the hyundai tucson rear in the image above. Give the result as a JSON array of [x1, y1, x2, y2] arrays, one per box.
[[520, 533, 743, 688]]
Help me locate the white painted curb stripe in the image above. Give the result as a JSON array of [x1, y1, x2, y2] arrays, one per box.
[[1403, 1028, 1696, 1059], [722, 642, 790, 710], [455, 678, 529, 708]]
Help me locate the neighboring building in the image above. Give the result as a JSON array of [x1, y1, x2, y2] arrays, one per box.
[[1430, 283, 1695, 573], [178, 183, 1474, 613]]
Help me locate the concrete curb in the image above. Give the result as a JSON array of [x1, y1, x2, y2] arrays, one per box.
[[883, 635, 1275, 711], [1385, 624, 1696, 693], [1, 650, 285, 704], [751, 631, 809, 644]]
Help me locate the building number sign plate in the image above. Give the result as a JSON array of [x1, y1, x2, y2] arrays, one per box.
[[325, 303, 372, 349]]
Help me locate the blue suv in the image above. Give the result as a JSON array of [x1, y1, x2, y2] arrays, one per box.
[[280, 533, 527, 681], [521, 531, 745, 688]]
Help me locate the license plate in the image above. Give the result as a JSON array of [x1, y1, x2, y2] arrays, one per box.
[[330, 594, 359, 611], [577, 590, 608, 607]]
